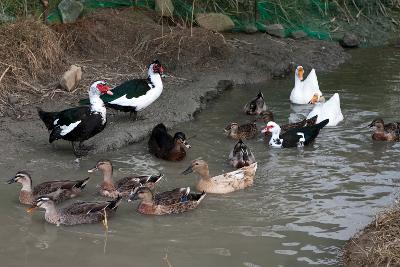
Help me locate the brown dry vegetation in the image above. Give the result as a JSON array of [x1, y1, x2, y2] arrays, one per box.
[[342, 203, 400, 267]]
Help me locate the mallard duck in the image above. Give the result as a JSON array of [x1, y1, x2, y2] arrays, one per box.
[[263, 115, 318, 138], [224, 122, 257, 140], [37, 81, 113, 157], [243, 91, 268, 115], [290, 66, 324, 104], [148, 123, 191, 161], [27, 196, 122, 226], [7, 171, 90, 205], [129, 186, 206, 215], [229, 139, 256, 168], [182, 160, 257, 194], [88, 159, 163, 199], [307, 93, 343, 126], [261, 119, 329, 148], [369, 118, 400, 141], [80, 60, 164, 119], [253, 111, 274, 123]]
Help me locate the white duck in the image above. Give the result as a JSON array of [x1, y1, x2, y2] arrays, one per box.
[[307, 93, 343, 126], [290, 66, 324, 105]]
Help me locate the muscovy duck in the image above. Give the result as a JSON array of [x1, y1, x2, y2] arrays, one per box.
[[37, 80, 112, 157], [182, 159, 257, 194], [229, 139, 256, 169], [290, 66, 324, 104], [307, 93, 343, 126], [369, 118, 400, 141], [79, 60, 164, 119], [243, 91, 268, 115], [263, 115, 318, 139], [261, 119, 329, 148], [129, 186, 206, 215], [148, 123, 191, 161], [224, 122, 257, 140]]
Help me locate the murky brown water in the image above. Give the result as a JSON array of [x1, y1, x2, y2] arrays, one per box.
[[1, 47, 400, 267]]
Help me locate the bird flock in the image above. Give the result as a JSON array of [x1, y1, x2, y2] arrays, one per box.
[[6, 61, 399, 226]]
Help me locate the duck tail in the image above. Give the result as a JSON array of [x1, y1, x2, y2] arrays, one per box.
[[107, 195, 122, 210], [148, 173, 164, 184], [74, 177, 90, 190], [49, 127, 62, 143], [37, 107, 59, 130], [197, 191, 206, 202], [306, 115, 318, 126], [317, 119, 329, 129]]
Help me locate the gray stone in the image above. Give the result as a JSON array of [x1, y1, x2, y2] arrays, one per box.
[[60, 65, 82, 91], [58, 0, 83, 24], [195, 13, 235, 32], [155, 0, 174, 17], [7, 95, 18, 105], [243, 24, 258, 34], [291, 30, 307, 39], [0, 13, 15, 23], [340, 33, 360, 48], [266, 24, 285, 38]]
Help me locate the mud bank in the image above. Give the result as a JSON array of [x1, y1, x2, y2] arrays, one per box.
[[0, 8, 348, 156]]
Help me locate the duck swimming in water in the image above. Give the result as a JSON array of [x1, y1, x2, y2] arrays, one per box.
[[229, 139, 256, 169], [224, 122, 257, 140], [290, 66, 324, 105], [262, 115, 318, 138], [244, 91, 268, 115], [369, 118, 400, 141], [307, 93, 343, 126]]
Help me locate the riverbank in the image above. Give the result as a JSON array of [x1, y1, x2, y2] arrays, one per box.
[[0, 7, 348, 155]]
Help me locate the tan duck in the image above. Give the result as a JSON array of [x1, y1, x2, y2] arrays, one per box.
[[224, 122, 257, 140], [243, 91, 268, 115], [7, 171, 90, 205], [129, 186, 205, 215], [229, 139, 256, 169], [27, 196, 122, 226], [369, 118, 400, 141], [88, 159, 163, 199], [182, 159, 257, 194]]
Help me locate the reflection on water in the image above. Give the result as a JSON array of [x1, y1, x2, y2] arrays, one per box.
[[1, 47, 400, 267]]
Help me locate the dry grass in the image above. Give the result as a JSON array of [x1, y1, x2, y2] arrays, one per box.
[[342, 203, 400, 266]]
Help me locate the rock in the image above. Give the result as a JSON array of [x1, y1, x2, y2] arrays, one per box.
[[195, 13, 235, 32], [340, 33, 360, 48], [60, 65, 82, 91], [265, 24, 285, 38], [291, 30, 307, 39], [58, 0, 83, 24], [155, 0, 174, 17], [243, 24, 258, 34], [7, 95, 18, 105]]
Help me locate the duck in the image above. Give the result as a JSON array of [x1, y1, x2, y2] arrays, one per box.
[[88, 159, 164, 198], [27, 195, 122, 226], [263, 115, 318, 138], [307, 93, 343, 126], [369, 118, 400, 141], [261, 119, 329, 148], [224, 122, 257, 140], [243, 91, 268, 115], [129, 186, 206, 215], [290, 66, 324, 104], [79, 60, 164, 119], [229, 139, 256, 168], [182, 159, 257, 194], [148, 123, 191, 161], [253, 110, 274, 123], [7, 171, 90, 205], [37, 80, 113, 157]]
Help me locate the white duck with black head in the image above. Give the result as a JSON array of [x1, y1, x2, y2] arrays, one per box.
[[37, 80, 113, 157], [80, 60, 165, 119]]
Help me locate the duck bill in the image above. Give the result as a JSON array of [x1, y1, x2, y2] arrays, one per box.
[[181, 165, 193, 175], [87, 166, 98, 173], [26, 206, 38, 214], [183, 140, 191, 149], [106, 90, 113, 95], [6, 177, 16, 184]]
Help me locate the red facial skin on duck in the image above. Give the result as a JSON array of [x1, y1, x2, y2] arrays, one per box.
[[97, 84, 113, 95], [153, 64, 164, 75]]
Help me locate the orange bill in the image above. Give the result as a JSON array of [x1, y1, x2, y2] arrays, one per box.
[[309, 94, 319, 104], [26, 206, 38, 214]]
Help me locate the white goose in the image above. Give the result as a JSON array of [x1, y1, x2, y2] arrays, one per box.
[[307, 93, 343, 126], [290, 66, 324, 105]]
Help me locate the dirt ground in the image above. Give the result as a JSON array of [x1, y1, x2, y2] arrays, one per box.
[[0, 7, 348, 155]]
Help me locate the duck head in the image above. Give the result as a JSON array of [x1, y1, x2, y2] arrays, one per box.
[[148, 60, 165, 77], [261, 121, 281, 135], [27, 196, 55, 213], [89, 80, 113, 97], [295, 66, 304, 81], [129, 186, 153, 202], [88, 159, 113, 173], [174, 132, 191, 148], [7, 171, 32, 189], [224, 123, 238, 134], [369, 118, 384, 131], [182, 159, 209, 177]]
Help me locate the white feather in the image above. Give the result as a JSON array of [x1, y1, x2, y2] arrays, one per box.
[[307, 93, 343, 126], [290, 68, 323, 104], [60, 121, 81, 136]]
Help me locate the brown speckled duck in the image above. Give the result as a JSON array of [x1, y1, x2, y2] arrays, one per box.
[[129, 187, 205, 215], [229, 139, 256, 169], [182, 159, 257, 194], [369, 118, 400, 141], [224, 122, 257, 140], [243, 91, 268, 115], [88, 159, 163, 199], [148, 123, 191, 161], [7, 171, 90, 205], [28, 196, 122, 226]]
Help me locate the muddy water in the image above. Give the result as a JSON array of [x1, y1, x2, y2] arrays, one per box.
[[1, 47, 400, 267]]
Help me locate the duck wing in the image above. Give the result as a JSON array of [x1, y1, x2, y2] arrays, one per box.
[[64, 197, 121, 215], [33, 178, 89, 196], [154, 188, 188, 205], [281, 119, 329, 147], [115, 176, 143, 192]]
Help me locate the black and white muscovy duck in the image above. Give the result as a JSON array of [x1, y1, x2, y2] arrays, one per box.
[[261, 119, 329, 148], [79, 60, 164, 119], [37, 80, 113, 157]]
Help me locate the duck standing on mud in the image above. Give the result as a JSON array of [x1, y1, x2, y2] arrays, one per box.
[[369, 118, 400, 141], [80, 60, 164, 120], [37, 81, 113, 157]]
